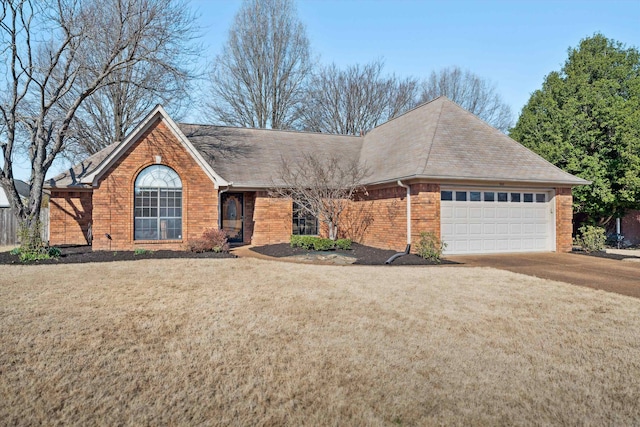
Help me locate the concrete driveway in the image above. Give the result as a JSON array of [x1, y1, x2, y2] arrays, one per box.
[[447, 252, 640, 298]]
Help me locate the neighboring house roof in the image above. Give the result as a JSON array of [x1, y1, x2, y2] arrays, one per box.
[[0, 179, 30, 207], [46, 97, 589, 190]]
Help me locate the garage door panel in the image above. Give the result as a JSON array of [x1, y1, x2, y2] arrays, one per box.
[[469, 240, 483, 251], [469, 208, 482, 218], [455, 223, 468, 234], [496, 224, 509, 234], [483, 207, 496, 218], [522, 222, 536, 234], [441, 206, 453, 219], [454, 207, 468, 219], [441, 188, 553, 255], [469, 223, 482, 234], [483, 224, 495, 234], [496, 239, 509, 251]]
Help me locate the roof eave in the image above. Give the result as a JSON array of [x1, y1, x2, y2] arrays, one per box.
[[363, 174, 591, 187]]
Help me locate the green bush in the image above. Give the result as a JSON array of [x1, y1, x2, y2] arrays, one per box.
[[134, 248, 153, 256], [290, 235, 352, 251], [10, 245, 62, 262], [335, 238, 352, 250], [312, 238, 334, 251], [290, 235, 302, 248], [290, 235, 319, 250], [48, 247, 62, 258], [575, 225, 606, 253], [415, 231, 447, 263]]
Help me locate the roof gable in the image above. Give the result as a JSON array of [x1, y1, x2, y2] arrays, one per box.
[[360, 97, 589, 186], [47, 106, 227, 189]]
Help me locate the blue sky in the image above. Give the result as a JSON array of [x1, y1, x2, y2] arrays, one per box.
[[192, 0, 639, 117], [10, 0, 640, 180]]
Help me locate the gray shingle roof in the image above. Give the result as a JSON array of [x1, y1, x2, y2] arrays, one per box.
[[361, 97, 588, 185], [179, 125, 362, 188], [46, 141, 119, 188], [47, 97, 588, 190]]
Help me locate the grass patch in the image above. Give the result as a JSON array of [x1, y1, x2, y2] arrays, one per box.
[[1, 259, 639, 425]]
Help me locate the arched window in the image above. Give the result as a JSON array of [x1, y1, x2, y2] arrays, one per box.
[[134, 165, 182, 240]]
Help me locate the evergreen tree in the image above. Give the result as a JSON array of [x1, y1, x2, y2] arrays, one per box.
[[511, 34, 640, 224]]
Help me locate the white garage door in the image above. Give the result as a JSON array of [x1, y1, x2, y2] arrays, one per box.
[[440, 188, 555, 255]]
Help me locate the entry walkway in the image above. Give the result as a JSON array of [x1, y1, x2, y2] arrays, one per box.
[[447, 252, 640, 298]]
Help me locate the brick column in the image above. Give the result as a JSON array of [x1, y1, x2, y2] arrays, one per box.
[[555, 187, 573, 252]]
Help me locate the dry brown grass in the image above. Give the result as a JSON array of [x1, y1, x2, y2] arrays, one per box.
[[1, 259, 639, 426]]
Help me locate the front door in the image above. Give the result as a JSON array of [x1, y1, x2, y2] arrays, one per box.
[[222, 193, 243, 243]]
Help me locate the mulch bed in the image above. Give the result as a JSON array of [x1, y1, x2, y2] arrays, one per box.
[[571, 249, 635, 261], [0, 245, 236, 265], [250, 242, 456, 265]]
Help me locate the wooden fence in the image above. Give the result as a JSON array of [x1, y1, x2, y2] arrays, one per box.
[[0, 207, 49, 246]]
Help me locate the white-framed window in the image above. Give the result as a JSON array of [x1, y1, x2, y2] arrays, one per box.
[[134, 165, 182, 240]]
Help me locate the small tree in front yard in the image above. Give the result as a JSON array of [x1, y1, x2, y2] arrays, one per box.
[[270, 153, 369, 240]]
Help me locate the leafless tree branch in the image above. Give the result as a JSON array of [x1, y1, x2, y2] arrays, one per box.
[[299, 60, 418, 135], [419, 66, 513, 132], [0, 0, 198, 246], [269, 153, 369, 240], [205, 0, 312, 129]]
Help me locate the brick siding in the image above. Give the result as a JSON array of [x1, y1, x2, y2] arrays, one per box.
[[343, 183, 440, 252], [90, 119, 218, 251], [49, 190, 93, 246], [555, 187, 573, 252], [251, 191, 292, 245]]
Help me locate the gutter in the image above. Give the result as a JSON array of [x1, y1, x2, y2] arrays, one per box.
[[218, 182, 233, 229], [385, 180, 412, 264]]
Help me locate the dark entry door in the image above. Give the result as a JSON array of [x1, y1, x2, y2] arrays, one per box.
[[222, 193, 243, 243]]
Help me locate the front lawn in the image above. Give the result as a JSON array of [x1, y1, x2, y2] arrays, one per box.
[[1, 259, 639, 425]]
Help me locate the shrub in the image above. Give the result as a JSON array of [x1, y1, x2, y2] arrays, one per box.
[[335, 238, 352, 250], [10, 245, 61, 262], [290, 235, 318, 250], [312, 238, 334, 251], [134, 248, 153, 256], [47, 247, 62, 258], [290, 235, 301, 248], [575, 225, 606, 253], [415, 231, 447, 263], [189, 228, 230, 253], [290, 235, 351, 251]]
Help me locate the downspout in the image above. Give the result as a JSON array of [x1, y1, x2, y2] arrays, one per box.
[[218, 183, 233, 229], [385, 180, 412, 264]]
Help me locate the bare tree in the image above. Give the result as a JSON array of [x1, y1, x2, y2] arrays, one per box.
[[0, 0, 196, 249], [64, 0, 199, 157], [300, 60, 419, 135], [419, 66, 513, 132], [206, 0, 312, 129], [270, 154, 369, 240]]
